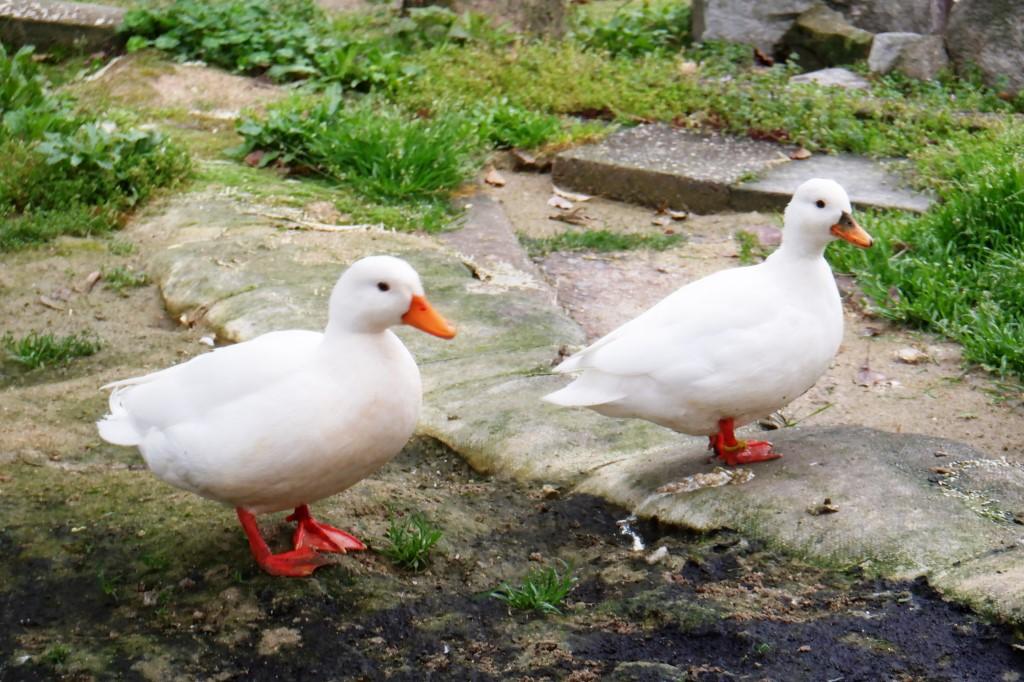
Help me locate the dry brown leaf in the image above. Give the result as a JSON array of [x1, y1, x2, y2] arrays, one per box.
[[807, 498, 839, 515], [652, 215, 672, 227], [484, 168, 507, 187], [76, 270, 102, 294], [552, 186, 591, 202], [860, 326, 882, 337], [549, 206, 590, 226], [665, 208, 689, 221], [895, 347, 929, 364], [38, 295, 65, 311], [547, 195, 574, 210], [789, 147, 812, 160]]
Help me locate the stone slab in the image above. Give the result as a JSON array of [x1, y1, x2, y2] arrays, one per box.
[[733, 154, 934, 213], [0, 0, 124, 51], [554, 125, 933, 214], [552, 125, 790, 214]]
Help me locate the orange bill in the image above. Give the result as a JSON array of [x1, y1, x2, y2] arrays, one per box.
[[402, 295, 456, 339], [830, 211, 873, 248]]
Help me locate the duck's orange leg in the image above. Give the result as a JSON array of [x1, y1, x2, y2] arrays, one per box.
[[712, 418, 781, 466], [236, 508, 330, 577], [287, 504, 366, 554]]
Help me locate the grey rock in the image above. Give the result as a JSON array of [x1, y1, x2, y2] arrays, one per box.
[[781, 4, 874, 69], [0, 0, 124, 51], [553, 124, 932, 214], [733, 153, 933, 213], [441, 193, 545, 283], [553, 125, 790, 214], [827, 0, 952, 34], [868, 32, 949, 80], [692, 0, 817, 53], [790, 66, 870, 89], [945, 0, 1024, 96]]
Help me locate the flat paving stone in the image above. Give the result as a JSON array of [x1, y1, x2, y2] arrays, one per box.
[[0, 0, 124, 51], [733, 153, 934, 213], [554, 124, 933, 214]]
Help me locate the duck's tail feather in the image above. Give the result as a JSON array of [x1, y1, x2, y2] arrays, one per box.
[[96, 386, 143, 446], [542, 371, 626, 407]]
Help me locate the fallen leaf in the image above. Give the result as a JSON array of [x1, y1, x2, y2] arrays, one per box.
[[0, 475, 11, 483], [855, 365, 886, 387], [243, 150, 265, 167], [930, 467, 953, 475], [758, 412, 787, 431], [1013, 512, 1024, 526], [199, 335, 216, 347], [807, 498, 839, 515], [652, 215, 672, 227], [76, 271, 102, 294], [547, 195, 574, 210], [798, 645, 812, 653], [860, 326, 882, 337], [540, 484, 559, 499], [665, 208, 689, 221], [38, 295, 65, 310], [512, 148, 552, 171], [895, 347, 929, 364], [552, 186, 591, 202], [789, 147, 812, 160], [484, 168, 506, 187], [753, 48, 775, 67], [549, 206, 590, 226]]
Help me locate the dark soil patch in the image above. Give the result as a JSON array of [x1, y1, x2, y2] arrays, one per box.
[[2, 441, 1022, 681]]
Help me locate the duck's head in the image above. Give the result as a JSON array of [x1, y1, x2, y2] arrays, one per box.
[[783, 178, 873, 254], [328, 256, 456, 339]]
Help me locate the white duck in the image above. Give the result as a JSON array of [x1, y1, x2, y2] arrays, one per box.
[[97, 256, 455, 577], [544, 178, 872, 466]]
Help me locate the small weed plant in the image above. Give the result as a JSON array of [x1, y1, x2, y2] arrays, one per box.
[[381, 513, 442, 571], [522, 229, 684, 257], [2, 331, 101, 370], [572, 1, 691, 57], [102, 266, 150, 293], [0, 45, 189, 251], [491, 561, 578, 615]]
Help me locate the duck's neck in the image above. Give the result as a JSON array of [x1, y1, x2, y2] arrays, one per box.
[[771, 236, 828, 263]]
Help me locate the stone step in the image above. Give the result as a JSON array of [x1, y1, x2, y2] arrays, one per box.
[[0, 0, 124, 52], [553, 124, 933, 214]]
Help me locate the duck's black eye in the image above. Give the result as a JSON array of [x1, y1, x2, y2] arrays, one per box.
[[377, 282, 390, 292], [815, 199, 826, 209]]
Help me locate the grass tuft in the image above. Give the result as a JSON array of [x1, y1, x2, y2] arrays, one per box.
[[491, 561, 578, 615], [521, 229, 684, 257], [380, 513, 443, 571], [102, 266, 150, 294], [2, 331, 101, 370]]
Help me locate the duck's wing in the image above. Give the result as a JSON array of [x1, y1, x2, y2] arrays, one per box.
[[554, 266, 775, 378], [98, 330, 321, 445]]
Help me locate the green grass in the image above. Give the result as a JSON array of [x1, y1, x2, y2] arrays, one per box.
[[0, 45, 190, 251], [491, 562, 578, 615], [521, 229, 684, 257], [734, 230, 772, 265], [827, 124, 1024, 378], [380, 513, 442, 571], [2, 331, 102, 370], [102, 266, 150, 293], [41, 644, 71, 666]]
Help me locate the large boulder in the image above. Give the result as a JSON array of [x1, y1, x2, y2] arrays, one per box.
[[0, 0, 125, 51], [780, 4, 874, 68], [826, 0, 952, 34], [691, 0, 817, 53], [868, 32, 949, 80], [945, 0, 1024, 96]]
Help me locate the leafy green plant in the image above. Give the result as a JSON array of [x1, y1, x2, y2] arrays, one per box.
[[2, 331, 101, 369], [472, 99, 565, 149], [102, 265, 149, 293], [521, 229, 684, 257], [41, 644, 70, 666], [235, 91, 482, 202], [734, 230, 771, 265], [573, 1, 691, 56], [491, 561, 578, 615], [380, 512, 443, 571]]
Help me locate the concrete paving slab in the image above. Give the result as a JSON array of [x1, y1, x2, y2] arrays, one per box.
[[733, 153, 934, 213], [0, 0, 124, 51], [554, 124, 933, 214], [553, 125, 790, 213]]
